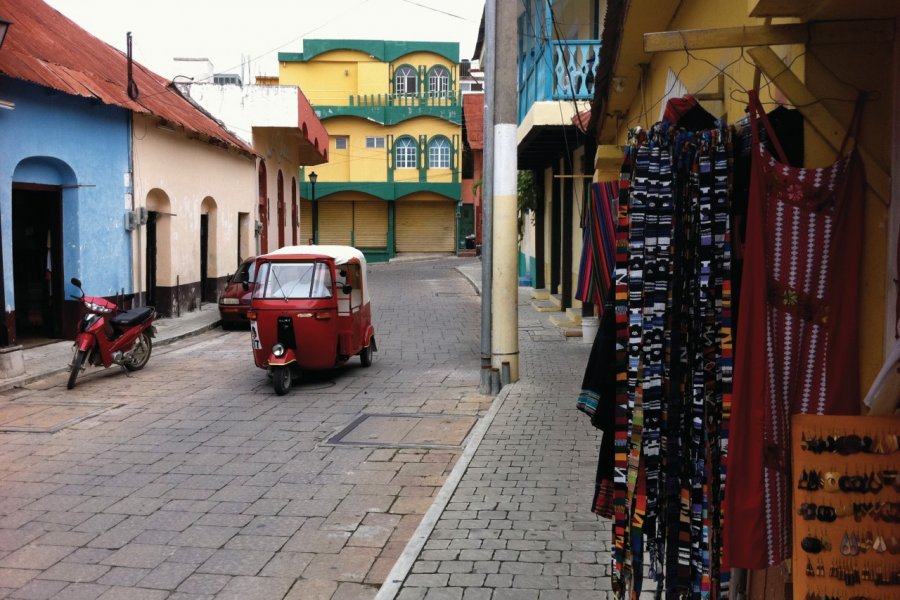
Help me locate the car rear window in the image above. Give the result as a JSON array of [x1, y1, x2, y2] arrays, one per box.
[[231, 259, 256, 284]]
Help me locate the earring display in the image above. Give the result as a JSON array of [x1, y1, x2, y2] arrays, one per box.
[[793, 415, 900, 600]]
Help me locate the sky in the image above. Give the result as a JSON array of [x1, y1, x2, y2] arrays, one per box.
[[45, 0, 485, 81]]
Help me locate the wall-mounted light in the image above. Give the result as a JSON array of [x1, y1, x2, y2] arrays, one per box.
[[0, 18, 12, 51]]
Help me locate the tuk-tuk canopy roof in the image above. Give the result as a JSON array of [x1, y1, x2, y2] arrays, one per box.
[[263, 245, 366, 267], [260, 245, 369, 305]]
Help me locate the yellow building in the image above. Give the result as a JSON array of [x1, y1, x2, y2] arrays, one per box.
[[278, 40, 463, 261]]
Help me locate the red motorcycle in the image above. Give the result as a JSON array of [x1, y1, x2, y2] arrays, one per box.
[[67, 277, 157, 389]]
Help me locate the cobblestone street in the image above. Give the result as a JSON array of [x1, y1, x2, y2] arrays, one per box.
[[0, 258, 492, 599], [0, 257, 609, 600]]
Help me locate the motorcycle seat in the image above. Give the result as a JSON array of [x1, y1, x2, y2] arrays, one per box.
[[111, 306, 154, 328]]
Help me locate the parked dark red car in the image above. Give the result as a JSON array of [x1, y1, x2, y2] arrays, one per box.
[[218, 256, 256, 327]]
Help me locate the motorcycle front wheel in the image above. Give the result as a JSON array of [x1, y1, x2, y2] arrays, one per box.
[[67, 349, 87, 390], [124, 332, 152, 371], [273, 365, 292, 396]]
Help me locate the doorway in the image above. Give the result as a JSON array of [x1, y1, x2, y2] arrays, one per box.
[[146, 211, 158, 308], [200, 213, 210, 302], [12, 186, 64, 343]]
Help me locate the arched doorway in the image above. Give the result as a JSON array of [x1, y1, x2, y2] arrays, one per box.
[[9, 157, 77, 344], [200, 196, 217, 303], [258, 161, 268, 254], [145, 188, 172, 313], [277, 170, 285, 249]]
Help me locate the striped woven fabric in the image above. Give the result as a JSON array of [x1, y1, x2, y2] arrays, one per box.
[[576, 181, 618, 310]]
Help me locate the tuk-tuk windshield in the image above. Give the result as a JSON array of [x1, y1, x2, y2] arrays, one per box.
[[253, 261, 333, 299]]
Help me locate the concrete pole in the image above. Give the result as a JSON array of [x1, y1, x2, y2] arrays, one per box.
[[479, 0, 495, 394], [491, 0, 519, 382]]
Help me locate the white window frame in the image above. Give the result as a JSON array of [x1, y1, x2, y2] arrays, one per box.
[[395, 137, 417, 169], [428, 66, 450, 98], [334, 136, 349, 150], [365, 136, 385, 149], [428, 137, 451, 169], [395, 66, 418, 97]]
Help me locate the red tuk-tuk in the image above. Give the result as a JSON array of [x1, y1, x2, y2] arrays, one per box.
[[247, 245, 376, 395]]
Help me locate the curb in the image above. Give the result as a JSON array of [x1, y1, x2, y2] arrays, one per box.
[[0, 319, 222, 393], [375, 381, 513, 600]]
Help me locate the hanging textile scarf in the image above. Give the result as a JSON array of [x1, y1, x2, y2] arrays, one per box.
[[611, 131, 637, 596], [610, 123, 734, 600], [576, 181, 618, 311]]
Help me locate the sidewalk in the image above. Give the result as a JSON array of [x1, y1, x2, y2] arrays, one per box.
[[0, 304, 221, 393], [377, 262, 610, 599]]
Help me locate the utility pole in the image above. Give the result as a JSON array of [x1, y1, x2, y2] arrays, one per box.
[[480, 0, 495, 394], [491, 0, 519, 382]]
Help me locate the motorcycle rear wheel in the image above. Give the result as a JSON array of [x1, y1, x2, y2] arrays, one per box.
[[67, 349, 87, 390], [124, 332, 152, 371]]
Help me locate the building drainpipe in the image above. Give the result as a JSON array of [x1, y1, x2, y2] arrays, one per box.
[[480, 0, 496, 394], [128, 114, 140, 307], [491, 0, 519, 383]]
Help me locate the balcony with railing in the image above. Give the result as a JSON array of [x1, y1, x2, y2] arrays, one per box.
[[518, 39, 600, 125], [314, 92, 462, 126]]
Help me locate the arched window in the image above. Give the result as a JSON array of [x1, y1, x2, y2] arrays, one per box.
[[395, 137, 417, 169], [428, 66, 450, 98], [394, 65, 417, 96], [428, 136, 451, 169]]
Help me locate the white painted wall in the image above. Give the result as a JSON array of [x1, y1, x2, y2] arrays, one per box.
[[132, 114, 256, 290]]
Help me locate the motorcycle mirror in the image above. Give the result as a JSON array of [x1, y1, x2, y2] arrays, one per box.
[[342, 284, 352, 295], [71, 277, 82, 288]]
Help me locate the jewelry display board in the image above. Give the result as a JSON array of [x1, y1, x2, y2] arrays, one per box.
[[792, 414, 900, 600]]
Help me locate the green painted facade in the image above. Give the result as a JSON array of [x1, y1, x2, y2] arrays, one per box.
[[315, 103, 461, 126], [301, 181, 461, 202], [279, 40, 459, 64]]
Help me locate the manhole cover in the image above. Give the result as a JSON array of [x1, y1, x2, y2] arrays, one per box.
[[0, 402, 119, 432], [327, 413, 478, 449]]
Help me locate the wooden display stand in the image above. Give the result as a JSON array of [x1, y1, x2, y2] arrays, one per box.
[[792, 414, 900, 600]]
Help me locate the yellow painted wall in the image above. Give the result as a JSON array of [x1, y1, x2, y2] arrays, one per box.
[[606, 0, 894, 394], [359, 62, 390, 96], [570, 146, 585, 311], [280, 48, 461, 196], [280, 50, 456, 103], [306, 116, 459, 186]]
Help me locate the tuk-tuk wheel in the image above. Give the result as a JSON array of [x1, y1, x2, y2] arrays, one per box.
[[360, 341, 374, 367], [273, 366, 292, 395]]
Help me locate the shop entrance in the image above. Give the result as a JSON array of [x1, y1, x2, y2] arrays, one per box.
[[12, 186, 64, 345]]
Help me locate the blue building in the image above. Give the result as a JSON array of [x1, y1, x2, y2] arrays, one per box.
[[0, 76, 131, 345], [0, 0, 254, 346]]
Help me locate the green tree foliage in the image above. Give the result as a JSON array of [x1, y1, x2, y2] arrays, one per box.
[[517, 170, 536, 237]]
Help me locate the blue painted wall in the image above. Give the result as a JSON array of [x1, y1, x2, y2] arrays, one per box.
[[0, 77, 132, 308]]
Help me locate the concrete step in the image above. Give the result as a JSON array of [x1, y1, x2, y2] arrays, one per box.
[[530, 289, 550, 301], [564, 308, 583, 325], [531, 300, 560, 313], [549, 313, 579, 328], [547, 294, 562, 308]]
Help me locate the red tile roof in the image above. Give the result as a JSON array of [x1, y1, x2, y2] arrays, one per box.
[[462, 93, 484, 150], [0, 0, 255, 156]]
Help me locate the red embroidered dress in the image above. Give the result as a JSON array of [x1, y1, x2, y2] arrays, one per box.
[[724, 91, 864, 568]]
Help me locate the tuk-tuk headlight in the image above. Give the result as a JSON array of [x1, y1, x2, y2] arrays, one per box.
[[272, 343, 285, 358]]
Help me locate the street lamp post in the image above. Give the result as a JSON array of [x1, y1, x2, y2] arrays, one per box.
[[309, 171, 318, 244]]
